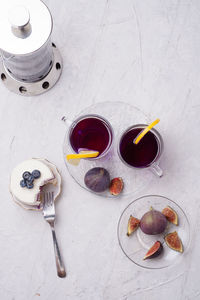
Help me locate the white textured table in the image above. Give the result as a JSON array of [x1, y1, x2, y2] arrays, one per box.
[[1, 0, 200, 299]]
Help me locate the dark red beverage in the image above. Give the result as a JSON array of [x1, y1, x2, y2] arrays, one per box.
[[69, 115, 113, 157], [119, 127, 159, 168]]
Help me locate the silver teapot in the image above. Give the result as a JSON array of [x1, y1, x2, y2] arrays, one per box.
[[0, 0, 62, 96]]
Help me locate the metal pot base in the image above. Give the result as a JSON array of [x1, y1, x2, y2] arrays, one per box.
[[0, 43, 62, 96]]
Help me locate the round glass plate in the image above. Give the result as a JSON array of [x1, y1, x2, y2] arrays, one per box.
[[117, 195, 190, 269], [63, 101, 162, 197]]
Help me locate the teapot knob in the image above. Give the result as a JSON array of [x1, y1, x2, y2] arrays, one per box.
[[8, 6, 31, 39]]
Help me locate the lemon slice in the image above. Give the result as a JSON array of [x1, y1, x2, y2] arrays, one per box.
[[134, 119, 160, 145], [66, 150, 99, 166]]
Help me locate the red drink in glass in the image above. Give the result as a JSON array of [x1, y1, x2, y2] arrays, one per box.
[[118, 124, 163, 176], [69, 115, 113, 158]]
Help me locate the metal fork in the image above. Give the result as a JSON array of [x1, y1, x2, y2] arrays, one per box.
[[42, 191, 66, 278]]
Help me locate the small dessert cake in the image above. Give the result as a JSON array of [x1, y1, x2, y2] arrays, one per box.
[[10, 158, 57, 206]]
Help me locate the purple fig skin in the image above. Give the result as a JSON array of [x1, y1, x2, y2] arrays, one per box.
[[140, 210, 167, 235], [84, 167, 110, 193]]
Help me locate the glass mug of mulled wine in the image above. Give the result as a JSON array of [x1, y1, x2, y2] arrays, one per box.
[[118, 124, 163, 177], [68, 114, 113, 160]]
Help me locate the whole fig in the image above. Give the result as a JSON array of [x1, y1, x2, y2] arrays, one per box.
[[84, 167, 110, 192], [140, 209, 167, 235]]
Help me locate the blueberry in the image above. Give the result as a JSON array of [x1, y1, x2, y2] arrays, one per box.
[[20, 179, 27, 188], [26, 174, 34, 184], [32, 170, 41, 179], [26, 182, 34, 189], [23, 171, 31, 180]]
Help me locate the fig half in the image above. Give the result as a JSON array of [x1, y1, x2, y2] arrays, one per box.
[[162, 206, 178, 225], [164, 231, 183, 253], [140, 209, 167, 235], [143, 241, 163, 260], [127, 215, 140, 236], [109, 177, 124, 196]]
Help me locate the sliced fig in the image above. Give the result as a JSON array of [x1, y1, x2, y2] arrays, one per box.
[[140, 210, 167, 235], [143, 241, 163, 260], [109, 177, 124, 196], [164, 231, 183, 253], [162, 206, 178, 225], [127, 215, 140, 236]]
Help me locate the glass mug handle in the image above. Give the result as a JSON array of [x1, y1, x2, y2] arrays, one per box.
[[150, 163, 163, 177], [61, 116, 73, 128]]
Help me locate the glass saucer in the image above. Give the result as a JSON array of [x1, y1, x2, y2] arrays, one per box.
[[63, 101, 161, 197], [117, 195, 190, 269]]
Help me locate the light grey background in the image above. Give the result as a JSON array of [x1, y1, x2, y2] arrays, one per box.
[[0, 0, 200, 299]]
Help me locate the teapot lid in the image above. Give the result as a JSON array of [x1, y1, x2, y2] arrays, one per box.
[[0, 0, 52, 55]]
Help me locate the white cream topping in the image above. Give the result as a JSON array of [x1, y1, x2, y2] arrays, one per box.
[[10, 159, 55, 205]]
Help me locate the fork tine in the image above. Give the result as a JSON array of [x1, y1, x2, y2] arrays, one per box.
[[51, 191, 54, 204], [42, 192, 48, 207], [42, 192, 46, 208], [48, 191, 54, 205], [47, 191, 50, 205], [42, 191, 44, 202]]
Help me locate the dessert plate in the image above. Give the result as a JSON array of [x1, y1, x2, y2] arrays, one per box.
[[12, 158, 61, 211], [117, 195, 190, 269], [63, 101, 158, 197]]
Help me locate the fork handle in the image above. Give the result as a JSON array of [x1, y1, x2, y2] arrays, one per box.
[[50, 223, 66, 278]]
